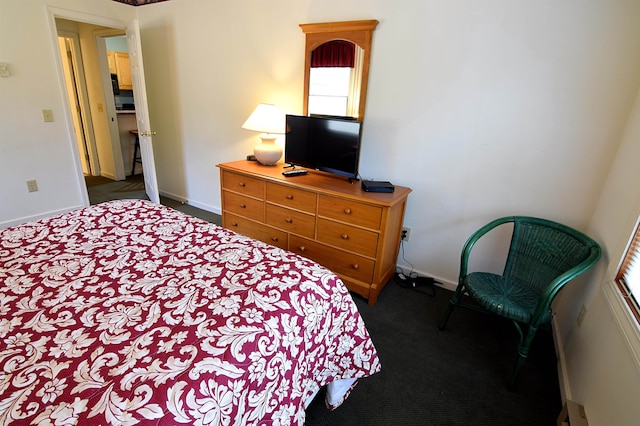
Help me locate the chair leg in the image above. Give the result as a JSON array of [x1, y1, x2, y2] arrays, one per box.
[[438, 303, 455, 330], [508, 325, 538, 390], [438, 284, 465, 330], [131, 132, 141, 176]]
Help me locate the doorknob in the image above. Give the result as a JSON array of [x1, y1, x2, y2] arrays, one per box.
[[139, 130, 157, 136]]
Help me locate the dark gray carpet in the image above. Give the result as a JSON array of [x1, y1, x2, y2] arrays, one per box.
[[85, 175, 147, 204], [305, 281, 561, 425]]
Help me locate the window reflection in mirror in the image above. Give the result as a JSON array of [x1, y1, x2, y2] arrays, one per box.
[[308, 44, 364, 118], [309, 68, 350, 116], [300, 20, 378, 121]]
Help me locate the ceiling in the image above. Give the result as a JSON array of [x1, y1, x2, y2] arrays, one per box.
[[112, 0, 169, 6]]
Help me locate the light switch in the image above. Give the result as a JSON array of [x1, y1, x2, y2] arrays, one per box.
[[0, 62, 9, 77], [42, 109, 54, 122]]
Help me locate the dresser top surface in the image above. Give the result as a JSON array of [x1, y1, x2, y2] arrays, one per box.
[[218, 160, 411, 206]]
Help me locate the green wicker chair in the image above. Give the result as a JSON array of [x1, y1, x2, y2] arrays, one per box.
[[438, 216, 601, 389]]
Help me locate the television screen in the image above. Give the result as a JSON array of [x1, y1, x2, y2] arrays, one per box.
[[284, 114, 362, 180]]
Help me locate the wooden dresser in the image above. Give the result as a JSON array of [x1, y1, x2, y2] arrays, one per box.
[[218, 160, 411, 305]]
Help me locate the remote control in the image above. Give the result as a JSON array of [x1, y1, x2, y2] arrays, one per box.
[[282, 169, 308, 177]]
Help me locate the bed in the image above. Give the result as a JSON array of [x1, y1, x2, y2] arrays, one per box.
[[0, 199, 380, 425]]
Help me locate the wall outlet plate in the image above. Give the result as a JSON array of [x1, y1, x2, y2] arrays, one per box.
[[26, 180, 38, 193], [0, 62, 10, 77], [401, 226, 411, 242], [42, 109, 54, 122], [577, 304, 587, 327]]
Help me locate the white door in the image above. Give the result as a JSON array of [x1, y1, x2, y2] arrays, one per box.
[[126, 20, 160, 204]]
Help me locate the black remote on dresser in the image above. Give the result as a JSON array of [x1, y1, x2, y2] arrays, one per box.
[[282, 169, 308, 177]]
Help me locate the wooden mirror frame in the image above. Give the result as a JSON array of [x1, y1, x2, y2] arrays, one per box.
[[300, 20, 378, 121]]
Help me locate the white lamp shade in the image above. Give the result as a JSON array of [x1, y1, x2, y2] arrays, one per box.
[[242, 103, 285, 165], [242, 103, 285, 134]]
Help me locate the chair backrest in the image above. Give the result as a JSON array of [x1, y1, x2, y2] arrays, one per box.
[[504, 217, 601, 298]]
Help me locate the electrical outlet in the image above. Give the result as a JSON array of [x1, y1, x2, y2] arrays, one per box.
[[0, 62, 10, 77], [401, 226, 411, 242], [577, 304, 587, 327], [42, 109, 54, 122], [26, 180, 38, 193]]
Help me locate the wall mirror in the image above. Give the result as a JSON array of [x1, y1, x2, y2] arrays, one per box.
[[300, 20, 378, 121]]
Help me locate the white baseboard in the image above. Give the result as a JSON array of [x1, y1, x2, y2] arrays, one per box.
[[186, 200, 221, 216], [100, 171, 117, 180], [159, 189, 187, 203], [158, 191, 221, 216], [395, 263, 457, 291], [0, 204, 84, 229]]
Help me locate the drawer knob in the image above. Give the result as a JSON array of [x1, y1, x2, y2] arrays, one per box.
[[239, 182, 246, 187], [351, 264, 359, 270], [285, 218, 293, 224], [299, 246, 306, 252], [231, 222, 238, 227], [271, 237, 279, 242], [239, 203, 246, 208], [286, 194, 294, 200], [341, 234, 349, 240], [344, 208, 352, 215]]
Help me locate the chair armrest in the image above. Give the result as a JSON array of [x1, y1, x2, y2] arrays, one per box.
[[459, 216, 517, 279], [532, 244, 602, 325]]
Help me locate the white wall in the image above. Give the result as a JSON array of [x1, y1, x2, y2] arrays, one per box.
[[134, 0, 309, 208], [562, 89, 640, 426], [3, 0, 640, 423], [0, 0, 135, 226], [136, 0, 640, 282]]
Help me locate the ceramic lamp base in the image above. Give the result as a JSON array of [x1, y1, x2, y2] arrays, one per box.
[[254, 134, 282, 165]]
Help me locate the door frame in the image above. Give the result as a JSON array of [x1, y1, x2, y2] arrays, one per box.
[[46, 7, 159, 206], [47, 7, 127, 207]]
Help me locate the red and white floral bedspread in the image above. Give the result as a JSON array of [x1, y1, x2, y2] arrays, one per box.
[[0, 199, 380, 425]]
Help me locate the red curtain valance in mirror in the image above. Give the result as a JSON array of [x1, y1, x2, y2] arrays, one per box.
[[311, 40, 355, 68]]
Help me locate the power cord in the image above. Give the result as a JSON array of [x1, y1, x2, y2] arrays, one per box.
[[397, 236, 416, 277], [395, 239, 440, 297]]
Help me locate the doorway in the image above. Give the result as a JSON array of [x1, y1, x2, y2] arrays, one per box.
[[55, 18, 126, 186], [57, 26, 141, 204], [51, 12, 159, 205]]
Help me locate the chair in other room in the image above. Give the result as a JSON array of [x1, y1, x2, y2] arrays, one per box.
[[130, 130, 142, 176], [438, 216, 601, 389]]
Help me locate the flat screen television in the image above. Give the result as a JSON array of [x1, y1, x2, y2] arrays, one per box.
[[284, 114, 363, 180]]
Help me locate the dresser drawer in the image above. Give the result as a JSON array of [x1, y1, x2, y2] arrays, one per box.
[[221, 170, 264, 199], [290, 236, 374, 283], [266, 204, 315, 238], [317, 218, 379, 258], [266, 182, 317, 213], [318, 195, 383, 230], [224, 213, 288, 250], [223, 191, 264, 222]]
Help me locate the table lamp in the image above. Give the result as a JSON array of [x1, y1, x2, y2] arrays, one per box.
[[242, 103, 285, 165]]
